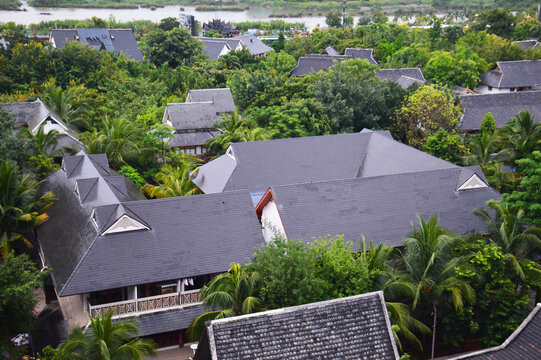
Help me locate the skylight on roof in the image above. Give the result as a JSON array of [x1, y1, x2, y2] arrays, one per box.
[[458, 174, 488, 191], [102, 215, 149, 235]]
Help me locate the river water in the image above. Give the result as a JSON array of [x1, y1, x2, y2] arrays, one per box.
[[0, 0, 364, 30]]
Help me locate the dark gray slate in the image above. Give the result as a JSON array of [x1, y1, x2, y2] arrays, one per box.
[[191, 130, 457, 194], [344, 47, 378, 64], [196, 291, 399, 360], [187, 88, 236, 114], [459, 91, 541, 131], [37, 152, 264, 296], [201, 40, 230, 61], [442, 303, 541, 360], [168, 130, 222, 148], [50, 29, 143, 61], [134, 305, 206, 336], [269, 167, 499, 248], [165, 102, 219, 131], [290, 55, 351, 76], [480, 60, 541, 89]]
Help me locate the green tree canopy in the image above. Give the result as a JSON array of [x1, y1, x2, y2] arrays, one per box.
[[0, 108, 32, 164], [58, 311, 156, 360], [143, 27, 204, 67]]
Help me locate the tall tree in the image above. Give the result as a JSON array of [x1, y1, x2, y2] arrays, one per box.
[[58, 311, 156, 360], [42, 84, 89, 130], [20, 125, 62, 157], [395, 214, 475, 358], [143, 27, 204, 67], [474, 200, 541, 273], [186, 263, 260, 341], [498, 110, 541, 165], [390, 85, 461, 149], [0, 108, 32, 164], [0, 160, 56, 259]]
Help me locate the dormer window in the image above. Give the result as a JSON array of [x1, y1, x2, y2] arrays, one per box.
[[102, 215, 149, 235], [457, 174, 488, 191], [90, 209, 98, 229]]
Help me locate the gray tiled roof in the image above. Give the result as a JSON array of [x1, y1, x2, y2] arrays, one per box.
[[480, 60, 541, 88], [134, 305, 206, 336], [50, 29, 143, 61], [37, 152, 264, 296], [187, 88, 236, 113], [459, 91, 541, 131], [191, 130, 457, 194], [290, 55, 351, 76], [164, 102, 219, 131], [321, 46, 340, 55], [267, 167, 499, 248], [168, 130, 221, 148], [442, 303, 541, 360], [1, 101, 40, 127], [344, 48, 378, 64], [512, 40, 540, 50], [195, 291, 399, 360], [199, 35, 273, 56], [201, 40, 230, 60], [378, 68, 426, 85]]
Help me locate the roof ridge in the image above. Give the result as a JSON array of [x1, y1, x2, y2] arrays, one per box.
[[209, 290, 385, 326], [103, 176, 128, 198], [118, 188, 250, 206], [79, 177, 99, 202]]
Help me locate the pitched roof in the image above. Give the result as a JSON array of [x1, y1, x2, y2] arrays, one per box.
[[378, 68, 426, 88], [321, 46, 340, 55], [191, 130, 458, 195], [135, 304, 206, 337], [164, 102, 219, 131], [201, 39, 231, 61], [37, 152, 264, 296], [195, 291, 399, 360], [344, 47, 378, 64], [199, 35, 273, 56], [261, 166, 499, 248], [187, 88, 236, 113], [459, 91, 541, 131], [290, 55, 351, 76], [479, 60, 541, 88], [50, 29, 143, 61], [512, 39, 540, 50], [442, 303, 541, 360], [168, 130, 221, 148]]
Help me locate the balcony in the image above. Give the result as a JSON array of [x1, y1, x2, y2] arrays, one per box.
[[88, 289, 201, 318]]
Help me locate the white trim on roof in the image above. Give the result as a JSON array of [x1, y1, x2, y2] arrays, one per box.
[[102, 214, 149, 235]]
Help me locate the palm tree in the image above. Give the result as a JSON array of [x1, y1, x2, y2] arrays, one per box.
[[186, 263, 260, 341], [473, 200, 541, 278], [81, 117, 141, 169], [359, 238, 431, 351], [142, 159, 201, 198], [498, 110, 541, 164], [20, 125, 63, 157], [463, 131, 509, 167], [0, 160, 57, 258], [58, 311, 156, 360], [42, 86, 89, 130], [396, 214, 475, 359]]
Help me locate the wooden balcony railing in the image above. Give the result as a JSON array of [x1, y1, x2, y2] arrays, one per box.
[[88, 289, 201, 318]]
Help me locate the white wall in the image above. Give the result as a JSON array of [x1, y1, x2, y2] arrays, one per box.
[[475, 85, 517, 95], [35, 119, 67, 135], [260, 199, 287, 243]]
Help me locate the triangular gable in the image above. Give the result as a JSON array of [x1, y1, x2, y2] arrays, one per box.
[[457, 174, 488, 191], [102, 214, 149, 235]]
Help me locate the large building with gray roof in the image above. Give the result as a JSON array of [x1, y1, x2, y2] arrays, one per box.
[[50, 28, 143, 62], [163, 88, 236, 155], [255, 165, 499, 247], [1, 97, 81, 154], [191, 130, 459, 199], [36, 151, 264, 347], [199, 34, 273, 58], [378, 68, 426, 89], [195, 291, 399, 360], [459, 91, 541, 132], [476, 60, 541, 94]]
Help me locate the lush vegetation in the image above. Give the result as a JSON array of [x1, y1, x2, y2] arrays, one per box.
[[0, 6, 540, 359]]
